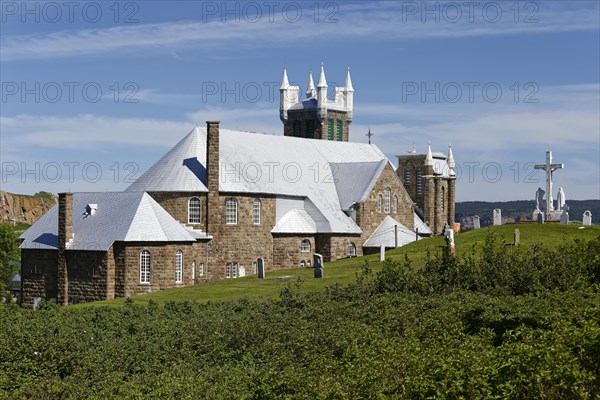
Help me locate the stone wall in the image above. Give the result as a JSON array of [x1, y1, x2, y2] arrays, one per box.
[[284, 109, 349, 141], [20, 249, 58, 308], [273, 235, 314, 269], [65, 250, 111, 304], [148, 192, 208, 228]]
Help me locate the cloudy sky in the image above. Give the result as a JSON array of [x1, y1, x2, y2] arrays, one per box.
[[1, 0, 599, 201]]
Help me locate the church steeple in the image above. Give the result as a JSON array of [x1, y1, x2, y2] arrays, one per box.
[[317, 63, 328, 122], [279, 65, 299, 123], [306, 71, 315, 98]]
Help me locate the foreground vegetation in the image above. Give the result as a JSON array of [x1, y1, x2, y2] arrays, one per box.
[[1, 231, 599, 398]]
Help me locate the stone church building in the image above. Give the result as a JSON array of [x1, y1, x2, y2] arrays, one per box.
[[19, 65, 455, 307]]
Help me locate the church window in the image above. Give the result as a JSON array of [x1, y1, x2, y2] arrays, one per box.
[[306, 120, 315, 138], [347, 243, 356, 257], [226, 198, 238, 224], [404, 170, 411, 186], [384, 188, 391, 213], [199, 263, 204, 276], [300, 260, 305, 268], [140, 250, 151, 284], [328, 118, 334, 140], [336, 120, 343, 141], [300, 239, 311, 252], [188, 197, 202, 224], [377, 194, 383, 213], [226, 263, 231, 278], [293, 120, 301, 137], [253, 198, 261, 225], [232, 263, 239, 278], [252, 261, 257, 274], [175, 250, 183, 283], [393, 195, 399, 214], [416, 171, 423, 196]]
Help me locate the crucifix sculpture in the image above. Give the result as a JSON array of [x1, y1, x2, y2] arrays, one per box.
[[534, 151, 564, 217]]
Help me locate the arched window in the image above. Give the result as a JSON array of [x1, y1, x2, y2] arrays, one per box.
[[347, 243, 356, 257], [188, 197, 202, 224], [175, 250, 183, 283], [300, 239, 311, 252], [377, 194, 383, 213], [253, 198, 261, 225], [384, 188, 391, 213], [393, 195, 399, 214], [300, 260, 305, 268], [226, 198, 238, 224], [140, 250, 151, 284]]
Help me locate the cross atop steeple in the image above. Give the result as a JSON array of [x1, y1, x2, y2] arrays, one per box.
[[534, 150, 564, 216], [366, 128, 374, 144]]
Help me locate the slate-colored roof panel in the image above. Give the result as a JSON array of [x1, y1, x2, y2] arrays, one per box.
[[20, 192, 198, 251]]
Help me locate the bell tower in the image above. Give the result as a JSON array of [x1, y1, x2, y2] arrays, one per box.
[[280, 64, 354, 141]]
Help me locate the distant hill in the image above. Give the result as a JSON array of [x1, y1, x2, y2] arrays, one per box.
[[456, 200, 599, 227]]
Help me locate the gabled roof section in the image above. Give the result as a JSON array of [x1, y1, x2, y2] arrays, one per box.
[[127, 127, 209, 192], [363, 216, 419, 248], [332, 160, 386, 210], [20, 192, 199, 251], [414, 212, 432, 235]]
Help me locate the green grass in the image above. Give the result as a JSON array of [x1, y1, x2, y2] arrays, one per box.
[[81, 223, 600, 308]]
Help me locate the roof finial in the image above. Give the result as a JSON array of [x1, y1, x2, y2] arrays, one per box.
[[345, 65, 354, 92], [425, 141, 433, 166], [447, 144, 455, 174], [317, 62, 328, 88], [280, 64, 289, 90], [306, 70, 315, 98]]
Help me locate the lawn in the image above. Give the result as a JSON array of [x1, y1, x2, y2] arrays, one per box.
[[81, 223, 600, 307]]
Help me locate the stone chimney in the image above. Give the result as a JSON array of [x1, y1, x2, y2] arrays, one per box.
[[57, 192, 72, 306], [206, 121, 220, 234]]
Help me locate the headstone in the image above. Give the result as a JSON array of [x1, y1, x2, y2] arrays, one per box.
[[313, 254, 324, 279], [583, 210, 592, 226], [493, 209, 502, 226], [444, 224, 455, 255], [560, 209, 569, 225], [380, 245, 385, 262], [257, 258, 265, 279], [537, 212, 544, 224], [473, 215, 481, 230], [514, 228, 520, 246]]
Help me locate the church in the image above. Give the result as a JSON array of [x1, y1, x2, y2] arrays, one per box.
[[19, 65, 456, 307]]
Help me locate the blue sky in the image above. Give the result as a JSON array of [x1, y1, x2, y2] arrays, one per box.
[[1, 0, 599, 202]]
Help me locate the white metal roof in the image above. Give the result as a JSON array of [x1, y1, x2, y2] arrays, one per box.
[[20, 192, 203, 251], [414, 212, 432, 235], [363, 216, 419, 248], [128, 127, 389, 234]]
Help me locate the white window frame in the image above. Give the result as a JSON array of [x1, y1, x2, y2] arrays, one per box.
[[393, 195, 398, 214], [252, 261, 257, 275], [384, 188, 391, 213], [226, 263, 231, 279], [199, 263, 204, 276], [140, 250, 151, 284], [226, 198, 238, 225], [253, 198, 261, 225], [175, 250, 183, 283], [300, 239, 311, 252], [188, 197, 202, 224], [377, 194, 383, 213], [347, 243, 356, 257]]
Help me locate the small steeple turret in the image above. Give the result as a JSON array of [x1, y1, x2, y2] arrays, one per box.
[[306, 71, 315, 98], [317, 63, 328, 122]]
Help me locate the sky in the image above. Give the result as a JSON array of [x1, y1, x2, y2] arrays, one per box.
[[1, 0, 599, 202]]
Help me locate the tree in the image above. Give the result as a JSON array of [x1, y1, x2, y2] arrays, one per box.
[[0, 223, 20, 298]]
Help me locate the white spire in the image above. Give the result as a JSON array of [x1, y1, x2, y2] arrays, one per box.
[[447, 144, 456, 177], [280, 65, 289, 90], [345, 66, 354, 92], [425, 141, 433, 166], [317, 62, 328, 88], [306, 71, 315, 98]]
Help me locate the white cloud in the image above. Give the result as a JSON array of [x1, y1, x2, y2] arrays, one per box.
[[1, 1, 598, 61]]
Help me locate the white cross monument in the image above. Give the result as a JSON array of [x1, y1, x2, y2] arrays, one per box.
[[534, 151, 564, 221]]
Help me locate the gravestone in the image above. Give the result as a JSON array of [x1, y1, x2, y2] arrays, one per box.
[[537, 212, 544, 224], [583, 210, 592, 226], [380, 244, 385, 262], [514, 228, 520, 246], [257, 258, 265, 279], [560, 209, 569, 225], [473, 215, 481, 230], [313, 254, 324, 278], [444, 224, 455, 255], [493, 209, 502, 226]]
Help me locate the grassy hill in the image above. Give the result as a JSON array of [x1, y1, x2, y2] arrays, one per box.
[[84, 223, 600, 307]]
